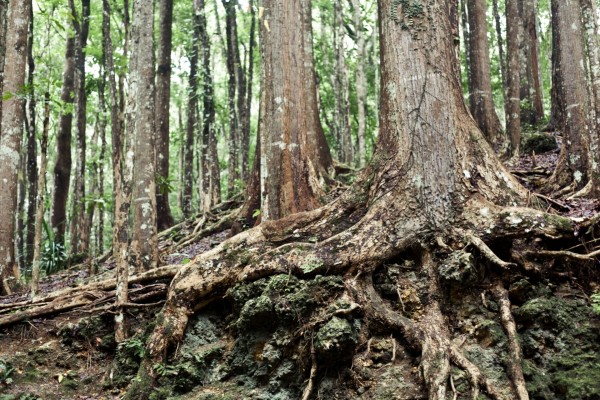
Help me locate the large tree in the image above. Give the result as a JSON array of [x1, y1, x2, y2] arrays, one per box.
[[123, 0, 565, 398], [547, 0, 595, 194], [0, 0, 32, 294]]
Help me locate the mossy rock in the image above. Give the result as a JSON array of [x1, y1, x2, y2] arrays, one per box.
[[315, 317, 358, 364], [438, 251, 479, 286], [521, 132, 557, 154], [513, 297, 584, 330]]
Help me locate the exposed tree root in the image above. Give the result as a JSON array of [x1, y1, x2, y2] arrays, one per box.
[[118, 197, 594, 399], [493, 281, 530, 400]]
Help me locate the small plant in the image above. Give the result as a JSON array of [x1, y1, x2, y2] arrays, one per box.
[[592, 292, 600, 315], [0, 358, 15, 385], [153, 363, 179, 377], [118, 337, 146, 359], [40, 219, 67, 275]]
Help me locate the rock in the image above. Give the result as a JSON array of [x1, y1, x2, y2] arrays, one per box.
[[315, 317, 358, 364]]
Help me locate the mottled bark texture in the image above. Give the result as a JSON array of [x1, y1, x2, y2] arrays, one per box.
[[258, 0, 332, 221], [241, 0, 256, 181], [103, 0, 129, 341], [30, 93, 51, 296], [155, 0, 175, 230], [198, 0, 219, 212], [466, 0, 503, 147], [506, 0, 521, 156], [0, 0, 32, 294], [69, 0, 91, 255], [51, 25, 76, 245], [351, 0, 368, 167], [547, 0, 593, 193], [130, 0, 158, 272]]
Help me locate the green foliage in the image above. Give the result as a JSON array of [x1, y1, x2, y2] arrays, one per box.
[[117, 337, 146, 360], [592, 292, 600, 314], [0, 359, 15, 385], [156, 175, 175, 195], [153, 363, 179, 377], [40, 220, 67, 275]]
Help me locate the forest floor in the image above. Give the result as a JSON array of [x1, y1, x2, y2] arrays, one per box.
[[1, 130, 600, 400]]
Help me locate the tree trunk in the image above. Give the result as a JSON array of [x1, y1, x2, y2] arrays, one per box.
[[506, 0, 522, 156], [30, 93, 51, 297], [183, 8, 200, 218], [467, 0, 503, 147], [333, 0, 353, 164], [241, 0, 256, 181], [155, 0, 175, 231], [460, 0, 472, 91], [198, 0, 218, 213], [548, 0, 593, 193], [255, 0, 333, 221], [224, 0, 240, 199], [581, 0, 600, 128], [51, 31, 76, 245], [351, 0, 368, 168], [69, 0, 91, 256], [103, 0, 130, 341], [0, 0, 31, 295], [130, 0, 158, 272], [25, 7, 37, 267], [519, 0, 544, 125], [492, 0, 506, 99], [0, 0, 7, 130]]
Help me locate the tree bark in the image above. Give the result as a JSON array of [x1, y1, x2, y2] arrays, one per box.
[[155, 0, 175, 231], [30, 93, 51, 296], [241, 0, 256, 181], [548, 0, 593, 193], [333, 0, 353, 164], [25, 7, 37, 267], [103, 0, 130, 342], [198, 0, 219, 212], [351, 0, 368, 168], [69, 0, 91, 255], [51, 27, 76, 245], [0, 0, 8, 130], [256, 0, 332, 221], [183, 8, 200, 218], [130, 0, 158, 272], [0, 0, 32, 295], [224, 0, 240, 198], [519, 0, 544, 125], [506, 0, 522, 156], [467, 0, 503, 147]]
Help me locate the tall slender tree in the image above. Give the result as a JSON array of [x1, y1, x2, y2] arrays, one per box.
[[129, 0, 158, 272], [506, 0, 521, 156], [519, 0, 544, 124], [224, 0, 240, 198], [103, 0, 130, 340], [350, 0, 368, 167], [25, 6, 37, 266], [69, 0, 91, 255], [0, 0, 32, 295], [155, 0, 175, 230], [51, 9, 76, 245]]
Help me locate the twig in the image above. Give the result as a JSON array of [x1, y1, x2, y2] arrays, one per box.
[[524, 248, 600, 261], [468, 234, 516, 269], [532, 193, 570, 211]]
